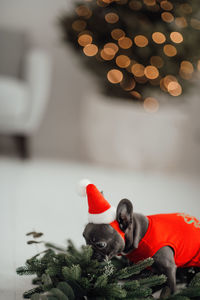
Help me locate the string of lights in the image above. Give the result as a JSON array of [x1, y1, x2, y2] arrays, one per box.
[[60, 0, 200, 111]]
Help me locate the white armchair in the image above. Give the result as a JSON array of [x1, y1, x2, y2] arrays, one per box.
[[0, 29, 51, 158]]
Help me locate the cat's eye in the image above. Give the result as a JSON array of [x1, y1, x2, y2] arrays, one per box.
[[95, 241, 107, 249]]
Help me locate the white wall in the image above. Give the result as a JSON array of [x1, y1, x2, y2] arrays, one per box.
[[81, 86, 200, 174], [0, 0, 96, 160]]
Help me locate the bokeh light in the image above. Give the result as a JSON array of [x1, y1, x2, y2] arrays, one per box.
[[179, 61, 194, 79], [144, 0, 156, 6], [144, 66, 159, 79], [134, 35, 148, 47], [100, 43, 118, 60], [118, 37, 133, 49], [148, 4, 160, 12], [170, 32, 183, 44], [149, 76, 161, 86], [116, 55, 131, 68], [150, 56, 164, 68], [111, 29, 125, 40], [131, 63, 145, 77], [75, 5, 92, 19], [160, 78, 168, 92], [101, 0, 113, 3], [97, 0, 108, 7], [163, 44, 177, 57], [179, 3, 192, 14], [163, 75, 177, 89], [100, 48, 115, 60], [160, 75, 178, 92], [129, 0, 142, 10], [197, 60, 200, 71], [69, 0, 199, 100], [118, 0, 128, 4], [126, 60, 137, 73], [107, 69, 123, 84], [160, 1, 173, 11], [191, 19, 200, 30], [181, 60, 194, 74], [104, 47, 116, 56], [130, 90, 142, 99], [105, 12, 119, 24], [175, 17, 187, 28], [78, 34, 92, 46], [104, 42, 119, 54], [143, 97, 159, 113], [120, 77, 136, 91], [168, 81, 182, 96], [83, 44, 98, 56], [152, 32, 166, 44], [135, 76, 148, 84], [161, 12, 174, 23], [72, 20, 87, 31]]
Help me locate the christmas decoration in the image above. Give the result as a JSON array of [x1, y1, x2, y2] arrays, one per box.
[[59, 0, 200, 103], [17, 236, 200, 299], [78, 179, 125, 240]]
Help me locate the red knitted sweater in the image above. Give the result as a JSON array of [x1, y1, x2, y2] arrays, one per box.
[[126, 213, 200, 267]]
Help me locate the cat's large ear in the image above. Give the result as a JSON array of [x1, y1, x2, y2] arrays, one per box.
[[116, 199, 133, 232]]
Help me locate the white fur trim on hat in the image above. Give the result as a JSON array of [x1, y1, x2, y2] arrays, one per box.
[[88, 206, 116, 224], [77, 179, 91, 197]]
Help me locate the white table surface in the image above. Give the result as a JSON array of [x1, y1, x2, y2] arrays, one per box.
[[0, 158, 199, 299]]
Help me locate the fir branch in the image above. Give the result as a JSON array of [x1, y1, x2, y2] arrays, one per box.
[[23, 287, 43, 299], [178, 286, 200, 297], [62, 265, 82, 281], [32, 277, 42, 285], [56, 282, 75, 300], [49, 288, 69, 300], [125, 298, 154, 300], [126, 287, 152, 298], [189, 272, 200, 287], [122, 280, 140, 291], [66, 240, 80, 257], [94, 274, 108, 288], [46, 264, 62, 277], [45, 243, 66, 252], [167, 296, 190, 300], [17, 265, 37, 276], [65, 254, 79, 267], [30, 293, 41, 300], [139, 274, 167, 288], [17, 239, 200, 299], [63, 279, 85, 298], [41, 274, 53, 291], [79, 277, 92, 290], [80, 245, 93, 265], [115, 258, 154, 279], [101, 283, 127, 298]]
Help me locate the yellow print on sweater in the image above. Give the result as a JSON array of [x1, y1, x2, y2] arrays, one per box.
[[177, 213, 200, 228]]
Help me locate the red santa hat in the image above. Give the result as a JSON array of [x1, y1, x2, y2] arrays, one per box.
[[78, 179, 125, 241]]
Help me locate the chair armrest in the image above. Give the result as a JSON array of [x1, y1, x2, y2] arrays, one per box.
[[24, 48, 52, 133]]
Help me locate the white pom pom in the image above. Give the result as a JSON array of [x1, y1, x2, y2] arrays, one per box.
[[77, 179, 91, 197]]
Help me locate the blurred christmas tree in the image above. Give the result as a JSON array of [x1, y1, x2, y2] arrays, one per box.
[[17, 237, 200, 299], [59, 0, 200, 103]]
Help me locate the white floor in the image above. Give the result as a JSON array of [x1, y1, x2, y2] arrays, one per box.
[[0, 157, 200, 299]]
